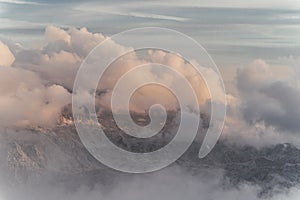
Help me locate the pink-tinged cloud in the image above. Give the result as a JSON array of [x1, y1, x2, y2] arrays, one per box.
[[0, 40, 15, 67]]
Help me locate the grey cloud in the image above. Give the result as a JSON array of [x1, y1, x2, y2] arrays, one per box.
[[2, 165, 299, 200], [247, 81, 300, 132], [237, 59, 300, 133], [0, 166, 269, 200]]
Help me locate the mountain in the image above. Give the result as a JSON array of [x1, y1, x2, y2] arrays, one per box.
[[0, 111, 300, 197]]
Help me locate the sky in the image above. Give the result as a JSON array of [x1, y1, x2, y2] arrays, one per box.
[[0, 0, 300, 72]]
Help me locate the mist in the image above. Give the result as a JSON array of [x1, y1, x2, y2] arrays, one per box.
[[1, 165, 299, 200]]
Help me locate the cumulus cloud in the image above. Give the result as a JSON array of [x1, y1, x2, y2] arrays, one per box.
[[16, 25, 219, 114], [0, 66, 70, 127], [15, 26, 106, 91], [0, 25, 223, 127], [45, 25, 71, 44], [237, 59, 300, 132], [44, 25, 106, 57], [4, 25, 300, 147], [222, 59, 300, 148], [96, 49, 213, 113], [246, 81, 300, 132], [69, 27, 106, 57], [237, 59, 272, 93], [0, 40, 15, 67]]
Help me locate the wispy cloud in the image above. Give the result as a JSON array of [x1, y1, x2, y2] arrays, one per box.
[[0, 0, 46, 5], [114, 11, 190, 22], [74, 4, 190, 22]]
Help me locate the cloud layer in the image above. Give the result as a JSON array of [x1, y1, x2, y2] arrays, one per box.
[[0, 25, 218, 127], [1, 25, 300, 149], [2, 166, 299, 200]]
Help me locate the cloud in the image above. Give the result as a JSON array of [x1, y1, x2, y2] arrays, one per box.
[[237, 59, 300, 132], [0, 0, 45, 5], [96, 49, 215, 112], [124, 12, 190, 22], [0, 66, 70, 127], [246, 81, 300, 132], [6, 25, 300, 147], [69, 27, 106, 57], [0, 40, 15, 67], [1, 165, 298, 200], [45, 25, 71, 44], [0, 25, 222, 127], [74, 4, 190, 22], [237, 59, 272, 93], [14, 26, 108, 91], [2, 25, 299, 150], [15, 26, 219, 114], [221, 59, 300, 148], [43, 25, 106, 58]]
